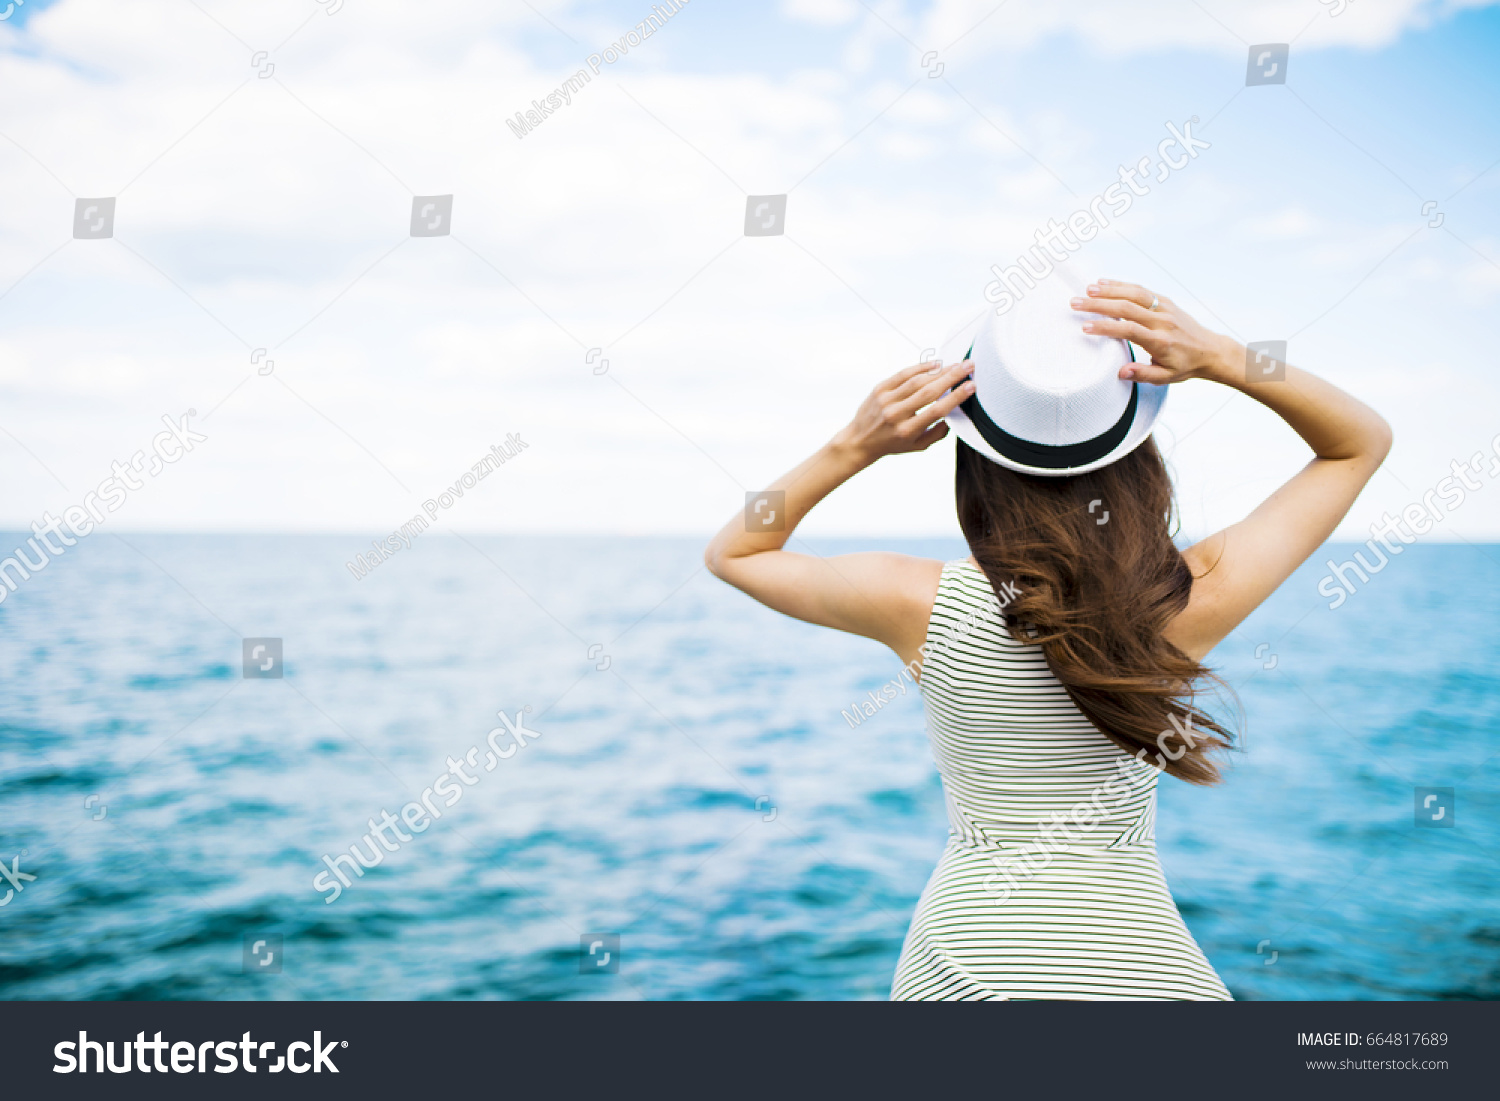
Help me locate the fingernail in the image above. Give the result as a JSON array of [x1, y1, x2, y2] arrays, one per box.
[[1070, 297, 1084, 307], [1098, 278, 1113, 284], [1121, 367, 1135, 378], [1081, 323, 1095, 332], [1086, 284, 1100, 295]]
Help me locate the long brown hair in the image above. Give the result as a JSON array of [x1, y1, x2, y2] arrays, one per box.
[[954, 437, 1235, 784]]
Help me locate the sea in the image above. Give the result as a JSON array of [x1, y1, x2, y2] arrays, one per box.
[[1, 534, 1496, 1000]]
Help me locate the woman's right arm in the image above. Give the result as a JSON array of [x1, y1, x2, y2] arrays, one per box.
[[1072, 280, 1392, 660]]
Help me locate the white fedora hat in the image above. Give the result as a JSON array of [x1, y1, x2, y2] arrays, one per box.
[[947, 265, 1167, 477]]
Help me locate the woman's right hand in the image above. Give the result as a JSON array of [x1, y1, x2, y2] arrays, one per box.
[[832, 359, 976, 463]]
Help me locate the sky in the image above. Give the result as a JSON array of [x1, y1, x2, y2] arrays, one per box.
[[1, 0, 1498, 540]]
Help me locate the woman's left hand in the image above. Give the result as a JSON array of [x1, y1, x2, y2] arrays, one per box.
[[1069, 279, 1238, 385]]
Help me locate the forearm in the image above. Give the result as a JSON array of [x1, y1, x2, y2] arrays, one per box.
[[705, 435, 871, 573], [1198, 336, 1392, 465], [704, 356, 972, 581]]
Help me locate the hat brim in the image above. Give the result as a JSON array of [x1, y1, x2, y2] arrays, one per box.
[[946, 378, 1167, 477]]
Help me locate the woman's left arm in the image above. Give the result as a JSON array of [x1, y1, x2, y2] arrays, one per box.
[[704, 358, 975, 666]]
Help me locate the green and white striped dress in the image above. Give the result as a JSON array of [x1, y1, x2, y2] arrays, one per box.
[[890, 559, 1231, 1001]]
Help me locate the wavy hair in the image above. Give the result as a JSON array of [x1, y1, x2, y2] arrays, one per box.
[[954, 437, 1235, 784]]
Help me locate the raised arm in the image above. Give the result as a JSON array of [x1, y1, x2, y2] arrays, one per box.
[[704, 359, 975, 666], [1073, 279, 1392, 660]]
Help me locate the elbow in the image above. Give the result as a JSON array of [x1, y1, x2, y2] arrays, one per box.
[[1370, 414, 1394, 466], [703, 541, 726, 580]]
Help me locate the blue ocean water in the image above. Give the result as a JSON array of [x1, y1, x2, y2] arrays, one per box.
[[0, 533, 1495, 1000]]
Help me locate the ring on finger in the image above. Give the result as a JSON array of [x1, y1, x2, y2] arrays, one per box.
[[1147, 294, 1159, 310]]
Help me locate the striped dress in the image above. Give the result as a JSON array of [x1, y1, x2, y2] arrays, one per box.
[[890, 559, 1231, 1001]]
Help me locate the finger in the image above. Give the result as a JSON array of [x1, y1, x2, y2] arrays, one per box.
[[1070, 295, 1169, 328], [1118, 363, 1177, 384], [887, 361, 949, 400], [897, 379, 974, 441], [1079, 315, 1156, 346], [907, 420, 951, 453], [895, 364, 973, 417], [889, 360, 971, 404], [879, 359, 945, 393], [1090, 279, 1157, 310], [914, 377, 976, 425]]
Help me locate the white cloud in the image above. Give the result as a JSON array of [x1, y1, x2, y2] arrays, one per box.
[[781, 0, 861, 26], [0, 0, 1495, 541], [919, 0, 1500, 56], [779, 0, 1500, 53], [1242, 206, 1321, 240]]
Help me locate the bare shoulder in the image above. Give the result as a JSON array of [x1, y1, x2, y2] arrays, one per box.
[[887, 553, 947, 663], [833, 552, 946, 614], [876, 552, 946, 586], [1179, 531, 1228, 589], [710, 548, 947, 664], [1166, 531, 1231, 661], [823, 552, 946, 663]]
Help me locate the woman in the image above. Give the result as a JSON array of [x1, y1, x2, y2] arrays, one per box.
[[704, 277, 1391, 1000]]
